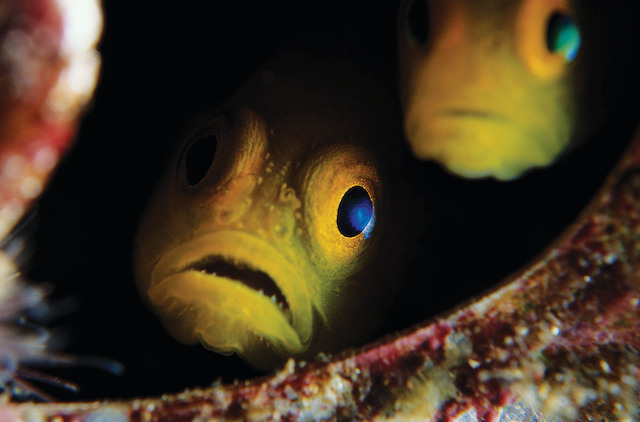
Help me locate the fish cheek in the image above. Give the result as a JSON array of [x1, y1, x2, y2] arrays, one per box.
[[133, 169, 184, 300], [297, 145, 383, 333], [513, 0, 582, 160]]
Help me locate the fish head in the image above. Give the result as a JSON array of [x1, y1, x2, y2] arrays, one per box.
[[134, 55, 408, 369], [397, 0, 585, 180]]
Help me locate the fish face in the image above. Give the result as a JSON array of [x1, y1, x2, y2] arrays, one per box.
[[134, 58, 404, 369], [398, 0, 583, 180]]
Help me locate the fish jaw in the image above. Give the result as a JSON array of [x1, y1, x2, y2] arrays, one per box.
[[147, 230, 314, 369], [401, 75, 574, 181], [403, 103, 569, 180]]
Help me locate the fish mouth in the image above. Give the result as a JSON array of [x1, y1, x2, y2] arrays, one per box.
[[435, 108, 505, 121], [185, 257, 290, 315], [147, 231, 313, 358], [406, 106, 547, 180]]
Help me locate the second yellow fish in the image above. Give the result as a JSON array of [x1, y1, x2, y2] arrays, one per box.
[[398, 0, 584, 180]]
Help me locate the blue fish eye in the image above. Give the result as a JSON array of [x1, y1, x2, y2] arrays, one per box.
[[546, 13, 581, 62], [337, 186, 374, 238]]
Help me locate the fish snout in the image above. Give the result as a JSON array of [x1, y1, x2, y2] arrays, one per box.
[[254, 180, 303, 242], [184, 160, 304, 244]]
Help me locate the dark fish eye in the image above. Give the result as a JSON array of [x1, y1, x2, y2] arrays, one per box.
[[405, 0, 430, 45], [546, 13, 581, 62], [337, 186, 374, 238], [183, 135, 217, 186]]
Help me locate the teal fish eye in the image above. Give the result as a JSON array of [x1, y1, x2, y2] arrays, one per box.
[[184, 134, 217, 185], [546, 13, 581, 62], [337, 186, 374, 238]]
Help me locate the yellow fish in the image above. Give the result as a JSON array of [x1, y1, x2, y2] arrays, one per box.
[[397, 0, 585, 180], [133, 53, 410, 369]]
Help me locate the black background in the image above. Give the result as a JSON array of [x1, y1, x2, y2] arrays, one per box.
[[16, 0, 639, 401]]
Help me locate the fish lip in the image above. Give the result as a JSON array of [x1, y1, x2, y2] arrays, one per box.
[[183, 255, 290, 315], [150, 230, 313, 346]]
